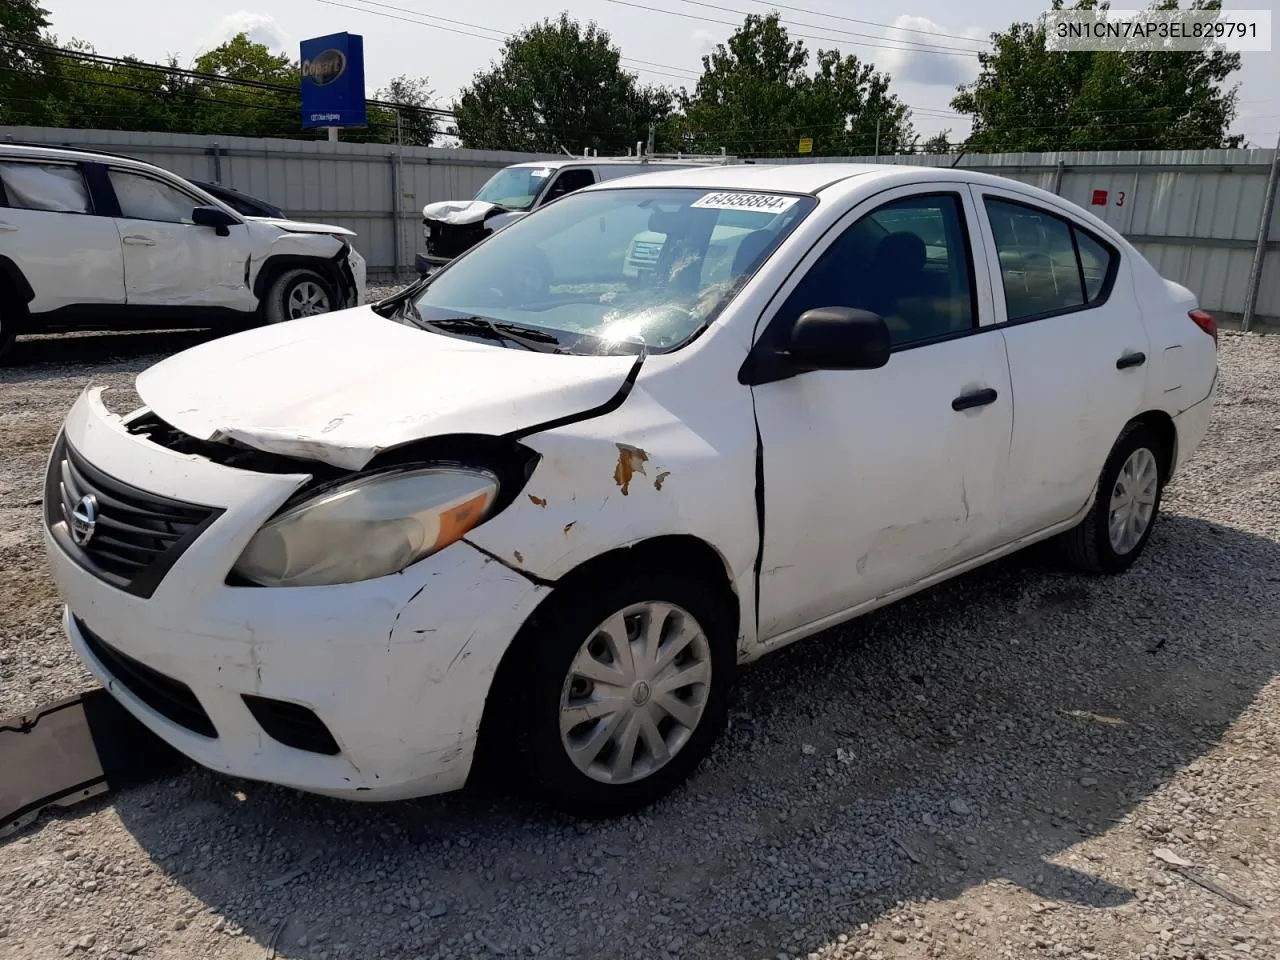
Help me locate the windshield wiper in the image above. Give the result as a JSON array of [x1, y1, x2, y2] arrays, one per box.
[[425, 316, 565, 353]]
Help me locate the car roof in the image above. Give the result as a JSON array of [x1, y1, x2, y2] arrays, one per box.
[[0, 141, 169, 175], [574, 162, 1030, 197], [501, 158, 727, 171]]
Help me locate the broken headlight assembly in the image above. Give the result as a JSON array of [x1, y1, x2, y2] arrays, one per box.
[[232, 466, 499, 587]]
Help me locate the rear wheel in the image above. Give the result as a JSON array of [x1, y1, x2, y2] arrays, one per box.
[[263, 268, 337, 324], [507, 568, 736, 817], [0, 299, 19, 364], [1057, 421, 1167, 574]]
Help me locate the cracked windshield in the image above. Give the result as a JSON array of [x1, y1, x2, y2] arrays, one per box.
[[409, 187, 815, 353]]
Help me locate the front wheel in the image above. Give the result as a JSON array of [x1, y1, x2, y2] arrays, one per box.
[[1057, 421, 1167, 575], [509, 569, 736, 817], [263, 268, 337, 324]]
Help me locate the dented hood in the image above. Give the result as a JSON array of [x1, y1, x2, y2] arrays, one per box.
[[133, 307, 637, 471], [421, 199, 506, 225], [247, 216, 356, 237]]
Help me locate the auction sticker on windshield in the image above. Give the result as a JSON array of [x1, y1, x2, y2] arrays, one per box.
[[691, 192, 801, 214]]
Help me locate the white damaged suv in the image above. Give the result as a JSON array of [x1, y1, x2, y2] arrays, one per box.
[[44, 163, 1217, 816], [0, 143, 366, 360]]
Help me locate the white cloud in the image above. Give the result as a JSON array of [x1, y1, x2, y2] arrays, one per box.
[[691, 29, 719, 58], [203, 11, 293, 54], [879, 15, 986, 88]]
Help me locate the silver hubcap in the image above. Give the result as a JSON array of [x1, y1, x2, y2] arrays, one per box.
[[559, 601, 712, 785], [1108, 447, 1159, 554], [287, 280, 330, 318]]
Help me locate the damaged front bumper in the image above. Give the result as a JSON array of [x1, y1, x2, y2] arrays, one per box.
[[42, 389, 548, 801]]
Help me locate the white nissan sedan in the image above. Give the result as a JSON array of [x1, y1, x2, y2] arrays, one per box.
[[43, 163, 1218, 816]]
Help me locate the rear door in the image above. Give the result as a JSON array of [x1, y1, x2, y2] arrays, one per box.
[[969, 184, 1147, 539], [104, 167, 257, 312], [0, 158, 125, 313]]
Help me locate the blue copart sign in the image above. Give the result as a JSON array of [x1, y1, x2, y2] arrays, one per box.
[[300, 32, 368, 129]]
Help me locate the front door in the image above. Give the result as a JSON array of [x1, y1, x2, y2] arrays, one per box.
[[106, 168, 256, 312], [751, 185, 1014, 641]]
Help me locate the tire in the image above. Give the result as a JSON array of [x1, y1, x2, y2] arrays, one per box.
[[263, 268, 337, 324], [506, 567, 736, 817], [0, 299, 19, 365], [1057, 421, 1168, 575]]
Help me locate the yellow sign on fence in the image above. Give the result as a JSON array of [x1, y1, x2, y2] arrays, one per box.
[[798, 137, 813, 154]]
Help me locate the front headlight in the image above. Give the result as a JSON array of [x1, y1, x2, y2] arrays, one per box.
[[232, 466, 498, 587]]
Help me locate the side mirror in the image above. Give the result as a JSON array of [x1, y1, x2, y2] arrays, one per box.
[[191, 205, 238, 237], [785, 307, 891, 372]]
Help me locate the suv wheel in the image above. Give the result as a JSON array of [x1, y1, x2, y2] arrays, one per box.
[[0, 301, 18, 364], [264, 268, 337, 323]]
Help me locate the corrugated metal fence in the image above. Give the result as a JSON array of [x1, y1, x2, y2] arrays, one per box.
[[4, 128, 1279, 328]]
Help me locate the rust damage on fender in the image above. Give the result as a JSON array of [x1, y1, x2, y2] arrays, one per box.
[[613, 443, 649, 495], [528, 494, 547, 508], [654, 471, 671, 491], [513, 550, 524, 564], [563, 521, 576, 536]]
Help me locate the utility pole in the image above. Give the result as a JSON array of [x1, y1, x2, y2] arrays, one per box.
[[647, 124, 655, 156], [1242, 129, 1280, 332], [874, 118, 881, 159]]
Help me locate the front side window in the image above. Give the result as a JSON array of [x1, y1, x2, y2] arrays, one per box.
[[772, 192, 977, 348], [0, 162, 91, 213], [984, 197, 1117, 322], [473, 166, 555, 211], [109, 170, 200, 223], [543, 168, 595, 204], [408, 187, 816, 354]]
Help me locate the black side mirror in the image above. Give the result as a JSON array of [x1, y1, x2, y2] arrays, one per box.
[[785, 307, 891, 372], [191, 205, 238, 237]]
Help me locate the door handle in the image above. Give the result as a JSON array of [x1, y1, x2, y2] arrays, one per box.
[[122, 235, 156, 246], [952, 387, 999, 411], [1116, 351, 1146, 370]]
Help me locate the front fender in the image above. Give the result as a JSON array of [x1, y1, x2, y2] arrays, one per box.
[[463, 380, 761, 651]]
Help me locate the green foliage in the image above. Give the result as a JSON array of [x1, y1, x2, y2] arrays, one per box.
[[453, 12, 673, 153], [0, 17, 436, 144], [0, 0, 58, 125], [952, 0, 1243, 151], [671, 14, 914, 158]]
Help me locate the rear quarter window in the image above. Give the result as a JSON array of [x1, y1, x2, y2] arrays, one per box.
[[0, 162, 92, 214]]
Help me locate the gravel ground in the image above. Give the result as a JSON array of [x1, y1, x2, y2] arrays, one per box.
[[1, 313, 1278, 960]]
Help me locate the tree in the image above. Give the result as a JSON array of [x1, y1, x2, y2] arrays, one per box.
[[0, 0, 59, 125], [952, 0, 1243, 152], [453, 12, 673, 154], [922, 130, 954, 154], [673, 14, 913, 158], [375, 75, 439, 146]]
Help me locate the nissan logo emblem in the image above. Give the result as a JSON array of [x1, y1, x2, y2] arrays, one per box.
[[70, 494, 98, 546]]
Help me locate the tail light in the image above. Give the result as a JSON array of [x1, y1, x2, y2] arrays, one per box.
[[1189, 308, 1217, 347]]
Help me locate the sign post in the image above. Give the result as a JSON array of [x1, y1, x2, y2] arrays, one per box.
[[300, 32, 367, 139]]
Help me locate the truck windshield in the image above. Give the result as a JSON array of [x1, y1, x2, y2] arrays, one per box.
[[473, 166, 553, 210], [409, 186, 816, 355]]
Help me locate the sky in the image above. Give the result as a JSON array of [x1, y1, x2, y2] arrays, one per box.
[[37, 0, 1280, 149]]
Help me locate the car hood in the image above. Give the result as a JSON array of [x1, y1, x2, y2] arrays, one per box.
[[247, 216, 356, 237], [133, 307, 638, 471], [421, 199, 510, 225]]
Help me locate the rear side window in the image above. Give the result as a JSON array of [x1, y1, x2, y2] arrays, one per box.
[[0, 162, 92, 213], [984, 197, 1117, 322]]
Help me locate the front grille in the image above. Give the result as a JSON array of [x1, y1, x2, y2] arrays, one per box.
[[45, 433, 222, 598], [76, 618, 218, 738], [242, 696, 341, 755], [425, 219, 489, 260], [630, 241, 663, 263]]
